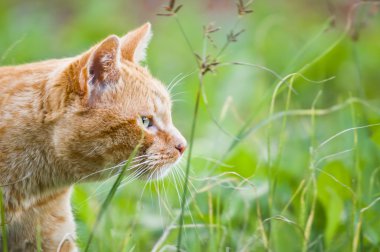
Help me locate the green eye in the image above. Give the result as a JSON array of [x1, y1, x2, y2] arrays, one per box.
[[141, 116, 153, 128]]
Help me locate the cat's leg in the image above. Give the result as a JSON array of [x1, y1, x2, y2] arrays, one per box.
[[8, 187, 78, 252], [37, 187, 78, 252]]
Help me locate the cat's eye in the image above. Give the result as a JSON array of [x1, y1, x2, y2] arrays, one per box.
[[141, 116, 153, 128]]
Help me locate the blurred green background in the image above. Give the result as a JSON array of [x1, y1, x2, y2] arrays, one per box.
[[1, 0, 380, 251]]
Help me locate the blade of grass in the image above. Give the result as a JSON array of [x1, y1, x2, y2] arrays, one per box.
[[36, 222, 42, 252], [0, 188, 8, 252], [350, 93, 362, 252], [354, 196, 380, 252], [0, 34, 26, 64], [302, 90, 322, 252], [84, 141, 142, 252]]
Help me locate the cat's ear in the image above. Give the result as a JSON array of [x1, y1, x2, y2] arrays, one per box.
[[86, 35, 120, 86], [79, 35, 120, 95], [120, 22, 152, 63]]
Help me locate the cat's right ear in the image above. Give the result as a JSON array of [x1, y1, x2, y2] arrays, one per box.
[[120, 23, 152, 64], [78, 35, 121, 101]]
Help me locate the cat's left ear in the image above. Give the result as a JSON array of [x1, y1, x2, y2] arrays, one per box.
[[120, 22, 152, 64]]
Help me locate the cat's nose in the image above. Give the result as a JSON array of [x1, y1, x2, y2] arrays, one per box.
[[175, 143, 186, 155]]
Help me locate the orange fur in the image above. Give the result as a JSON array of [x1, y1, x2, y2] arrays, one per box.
[[0, 23, 186, 251]]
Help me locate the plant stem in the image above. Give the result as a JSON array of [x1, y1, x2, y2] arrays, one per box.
[[176, 72, 203, 251]]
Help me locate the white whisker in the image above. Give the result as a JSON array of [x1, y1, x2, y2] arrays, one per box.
[[168, 70, 196, 93]]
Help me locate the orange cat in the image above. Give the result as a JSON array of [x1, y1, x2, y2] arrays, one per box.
[[0, 23, 186, 251]]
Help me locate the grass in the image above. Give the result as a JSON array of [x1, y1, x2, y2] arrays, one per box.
[[1, 0, 380, 251], [84, 141, 142, 251], [0, 188, 8, 252]]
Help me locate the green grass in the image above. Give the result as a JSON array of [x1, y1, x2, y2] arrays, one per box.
[[1, 0, 380, 251], [0, 188, 8, 252]]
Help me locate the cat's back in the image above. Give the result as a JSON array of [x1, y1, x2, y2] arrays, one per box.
[[0, 58, 73, 114], [0, 57, 74, 136], [0, 58, 72, 91]]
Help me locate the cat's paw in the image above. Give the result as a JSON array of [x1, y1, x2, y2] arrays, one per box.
[[57, 233, 77, 252]]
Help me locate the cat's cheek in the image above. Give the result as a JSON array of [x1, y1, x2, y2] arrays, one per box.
[[145, 125, 158, 134], [138, 135, 154, 159]]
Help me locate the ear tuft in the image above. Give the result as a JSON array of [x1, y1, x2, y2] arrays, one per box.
[[120, 22, 152, 64]]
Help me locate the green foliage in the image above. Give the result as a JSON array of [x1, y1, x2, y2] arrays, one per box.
[[1, 0, 380, 251]]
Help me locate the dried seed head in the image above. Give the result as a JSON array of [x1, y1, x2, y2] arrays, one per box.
[[157, 0, 183, 16]]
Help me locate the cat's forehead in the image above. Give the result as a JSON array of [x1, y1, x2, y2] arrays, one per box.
[[121, 63, 169, 97], [149, 81, 171, 122], [121, 60, 151, 78], [119, 62, 171, 120]]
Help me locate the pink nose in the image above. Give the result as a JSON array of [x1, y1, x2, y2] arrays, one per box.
[[175, 144, 186, 155]]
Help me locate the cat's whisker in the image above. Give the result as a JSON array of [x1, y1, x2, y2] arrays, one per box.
[[170, 91, 186, 99], [76, 173, 120, 208], [74, 163, 124, 185], [167, 73, 184, 90], [129, 157, 148, 164], [145, 159, 164, 168], [179, 168, 197, 194], [121, 173, 141, 185], [160, 173, 174, 218], [170, 169, 182, 206], [123, 160, 158, 186], [74, 160, 150, 196], [153, 177, 164, 227], [126, 164, 148, 178], [153, 171, 173, 225], [168, 70, 196, 93], [168, 165, 184, 211], [128, 160, 154, 170], [120, 168, 144, 186], [173, 166, 184, 191], [137, 169, 156, 202], [120, 165, 149, 187], [172, 164, 200, 241], [84, 163, 146, 201], [160, 169, 172, 205], [171, 99, 186, 104], [73, 159, 147, 185], [130, 153, 162, 164], [176, 164, 197, 195], [173, 163, 199, 234], [130, 158, 145, 163], [131, 154, 152, 161]]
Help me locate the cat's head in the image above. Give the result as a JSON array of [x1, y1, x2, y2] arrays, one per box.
[[54, 23, 186, 180]]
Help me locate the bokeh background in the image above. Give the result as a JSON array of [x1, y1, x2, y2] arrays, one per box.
[[1, 0, 380, 251]]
